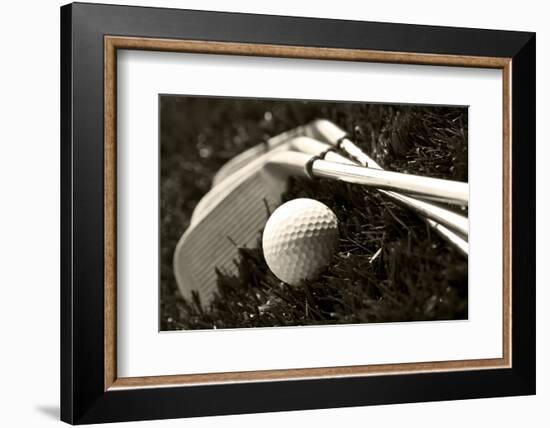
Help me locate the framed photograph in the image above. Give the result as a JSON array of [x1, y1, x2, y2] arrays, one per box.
[[60, 2, 535, 424]]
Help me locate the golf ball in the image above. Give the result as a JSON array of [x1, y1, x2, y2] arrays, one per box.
[[262, 198, 339, 286]]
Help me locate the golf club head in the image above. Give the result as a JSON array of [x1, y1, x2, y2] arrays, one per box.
[[175, 137, 334, 305], [174, 151, 286, 304], [191, 136, 343, 225], [189, 139, 292, 226], [212, 123, 312, 188]]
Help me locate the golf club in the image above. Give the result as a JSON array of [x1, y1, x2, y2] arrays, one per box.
[[215, 120, 469, 208], [211, 122, 469, 239], [194, 136, 467, 239], [265, 151, 468, 205], [191, 137, 468, 236], [175, 135, 468, 304]]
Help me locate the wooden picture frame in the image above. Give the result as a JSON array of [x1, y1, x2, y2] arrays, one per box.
[[61, 2, 535, 424]]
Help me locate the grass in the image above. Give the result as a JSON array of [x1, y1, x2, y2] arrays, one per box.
[[160, 96, 468, 330]]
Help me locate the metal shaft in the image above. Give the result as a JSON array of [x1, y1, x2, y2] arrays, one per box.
[[267, 152, 468, 206], [309, 119, 470, 208], [308, 120, 470, 248], [310, 158, 468, 206], [289, 136, 468, 239], [427, 219, 468, 255], [308, 119, 372, 167]]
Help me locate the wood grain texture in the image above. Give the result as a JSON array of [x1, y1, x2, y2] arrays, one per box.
[[502, 62, 513, 366], [106, 36, 510, 68], [103, 35, 513, 390], [104, 37, 117, 391], [110, 358, 508, 389]]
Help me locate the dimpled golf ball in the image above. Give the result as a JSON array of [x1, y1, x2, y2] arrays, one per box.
[[262, 198, 339, 286]]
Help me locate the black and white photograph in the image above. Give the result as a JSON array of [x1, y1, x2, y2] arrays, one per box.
[[161, 96, 469, 330]]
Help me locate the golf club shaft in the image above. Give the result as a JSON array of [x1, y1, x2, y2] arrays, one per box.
[[310, 119, 469, 207], [289, 137, 467, 237], [308, 119, 373, 167], [309, 120, 469, 246], [375, 188, 468, 238], [427, 219, 468, 255], [268, 151, 468, 205], [319, 144, 468, 253], [310, 158, 468, 205]]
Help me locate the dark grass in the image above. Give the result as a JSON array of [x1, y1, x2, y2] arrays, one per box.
[[160, 96, 468, 330]]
